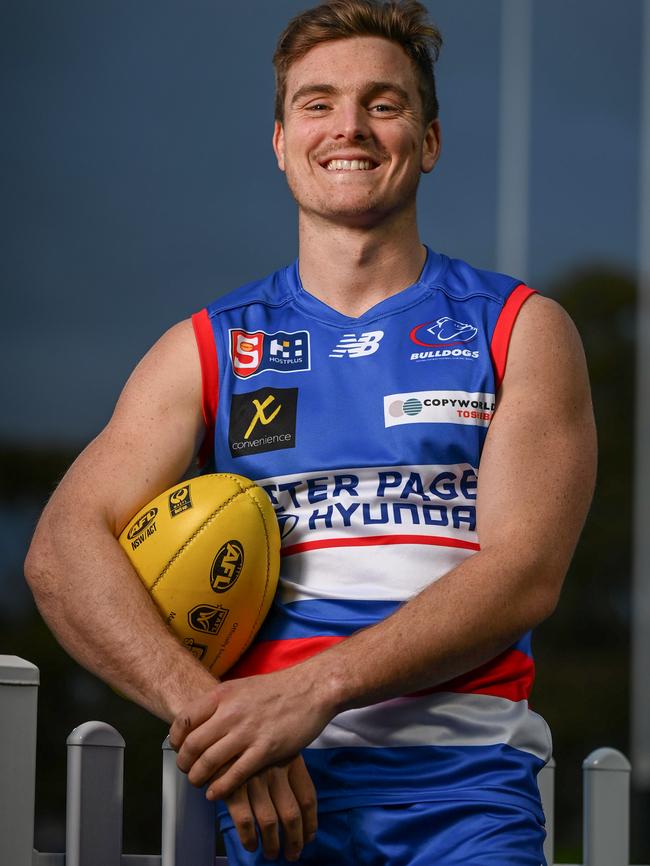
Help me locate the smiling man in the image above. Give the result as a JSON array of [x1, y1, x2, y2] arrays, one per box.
[[25, 2, 596, 864]]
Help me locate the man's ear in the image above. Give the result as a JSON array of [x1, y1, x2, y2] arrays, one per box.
[[273, 121, 286, 172], [421, 119, 441, 174]]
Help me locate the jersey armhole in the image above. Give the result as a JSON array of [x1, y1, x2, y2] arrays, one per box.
[[490, 284, 537, 390], [191, 309, 219, 467]]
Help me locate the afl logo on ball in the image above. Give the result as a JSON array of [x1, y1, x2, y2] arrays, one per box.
[[188, 604, 229, 635], [210, 540, 244, 593], [168, 485, 192, 517], [127, 508, 158, 549], [127, 508, 158, 539]]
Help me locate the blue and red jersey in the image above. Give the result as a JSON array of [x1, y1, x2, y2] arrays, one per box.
[[191, 247, 550, 822]]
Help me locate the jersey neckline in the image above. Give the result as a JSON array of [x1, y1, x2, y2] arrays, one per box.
[[282, 246, 447, 326]]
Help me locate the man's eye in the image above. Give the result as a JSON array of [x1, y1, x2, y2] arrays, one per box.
[[370, 103, 400, 114], [306, 103, 329, 111]]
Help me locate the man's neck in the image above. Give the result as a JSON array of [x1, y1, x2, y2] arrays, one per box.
[[297, 210, 427, 319]]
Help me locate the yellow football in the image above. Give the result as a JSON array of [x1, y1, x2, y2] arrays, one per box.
[[118, 473, 280, 676]]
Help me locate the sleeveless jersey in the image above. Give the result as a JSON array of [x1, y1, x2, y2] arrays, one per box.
[[191, 247, 552, 823]]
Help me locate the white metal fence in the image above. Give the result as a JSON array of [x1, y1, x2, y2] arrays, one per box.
[[0, 655, 645, 866]]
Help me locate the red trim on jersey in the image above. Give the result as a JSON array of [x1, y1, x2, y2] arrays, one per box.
[[408, 648, 535, 703], [191, 309, 219, 466], [281, 534, 480, 557], [226, 637, 534, 702], [490, 284, 537, 390], [225, 635, 346, 679]]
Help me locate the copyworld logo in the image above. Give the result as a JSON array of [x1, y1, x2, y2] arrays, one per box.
[[385, 390, 495, 428]]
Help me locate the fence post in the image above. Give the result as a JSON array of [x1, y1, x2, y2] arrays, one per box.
[[0, 656, 39, 866], [65, 721, 125, 866], [583, 747, 631, 866], [538, 756, 555, 866], [161, 736, 217, 866]]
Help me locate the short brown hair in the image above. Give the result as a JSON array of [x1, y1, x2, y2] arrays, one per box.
[[273, 0, 442, 124]]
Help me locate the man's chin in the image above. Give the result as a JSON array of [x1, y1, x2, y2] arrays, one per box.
[[296, 196, 397, 228]]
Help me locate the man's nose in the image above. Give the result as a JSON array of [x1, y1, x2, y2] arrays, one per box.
[[334, 101, 371, 141]]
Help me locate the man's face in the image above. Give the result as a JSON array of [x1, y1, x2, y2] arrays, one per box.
[[273, 36, 440, 228]]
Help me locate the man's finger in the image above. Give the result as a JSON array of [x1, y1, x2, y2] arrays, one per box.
[[247, 776, 281, 861], [224, 784, 258, 854], [267, 767, 306, 862], [168, 687, 220, 751], [176, 718, 230, 775], [206, 748, 268, 801], [186, 732, 240, 787], [287, 757, 318, 843]]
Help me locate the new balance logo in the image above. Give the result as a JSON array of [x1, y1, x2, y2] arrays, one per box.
[[329, 331, 384, 358]]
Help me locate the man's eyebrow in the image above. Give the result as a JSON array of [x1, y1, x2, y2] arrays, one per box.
[[290, 84, 338, 106], [289, 81, 413, 107], [364, 81, 412, 104]]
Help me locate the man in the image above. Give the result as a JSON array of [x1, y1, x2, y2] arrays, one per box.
[[25, 1, 596, 864]]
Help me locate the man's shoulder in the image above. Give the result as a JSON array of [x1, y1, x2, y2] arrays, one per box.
[[201, 264, 294, 319]]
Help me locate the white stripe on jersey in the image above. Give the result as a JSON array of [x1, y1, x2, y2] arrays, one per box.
[[278, 542, 476, 603], [308, 692, 552, 761]]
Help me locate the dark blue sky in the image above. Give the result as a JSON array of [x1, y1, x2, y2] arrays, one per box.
[[1, 0, 643, 445]]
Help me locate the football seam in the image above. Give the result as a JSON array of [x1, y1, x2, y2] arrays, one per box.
[[150, 475, 254, 593], [207, 482, 275, 672], [229, 485, 273, 662]]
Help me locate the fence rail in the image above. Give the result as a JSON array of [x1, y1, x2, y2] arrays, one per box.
[[0, 655, 645, 866]]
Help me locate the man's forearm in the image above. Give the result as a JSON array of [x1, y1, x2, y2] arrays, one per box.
[[25, 499, 217, 722], [303, 543, 557, 718]]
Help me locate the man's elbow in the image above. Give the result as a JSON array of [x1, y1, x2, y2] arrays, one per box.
[[24, 513, 61, 609], [525, 565, 566, 630], [25, 530, 51, 600]]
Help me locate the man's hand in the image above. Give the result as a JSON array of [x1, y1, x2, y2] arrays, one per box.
[[169, 667, 336, 801], [225, 757, 317, 862]]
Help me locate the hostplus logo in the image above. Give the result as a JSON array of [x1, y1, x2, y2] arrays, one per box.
[[330, 330, 384, 358], [230, 329, 310, 379], [409, 317, 479, 362]]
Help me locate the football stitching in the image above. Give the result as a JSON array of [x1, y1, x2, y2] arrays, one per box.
[[207, 483, 276, 673], [232, 485, 274, 661], [150, 475, 253, 593]]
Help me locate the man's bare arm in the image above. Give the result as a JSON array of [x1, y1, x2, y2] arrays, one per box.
[[25, 318, 318, 859], [171, 294, 597, 799], [24, 319, 217, 720]]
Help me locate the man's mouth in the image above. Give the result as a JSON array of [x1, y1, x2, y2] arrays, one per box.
[[323, 158, 378, 171]]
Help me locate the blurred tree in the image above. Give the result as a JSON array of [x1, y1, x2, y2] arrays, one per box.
[[534, 264, 636, 861]]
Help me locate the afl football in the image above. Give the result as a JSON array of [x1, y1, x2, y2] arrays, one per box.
[[118, 473, 280, 676]]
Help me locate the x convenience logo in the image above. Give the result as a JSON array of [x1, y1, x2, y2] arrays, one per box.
[[229, 387, 298, 458], [244, 394, 282, 440]]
